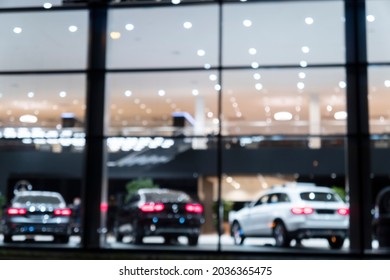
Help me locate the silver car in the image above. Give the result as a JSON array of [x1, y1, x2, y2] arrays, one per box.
[[1, 191, 72, 243], [229, 183, 349, 249]]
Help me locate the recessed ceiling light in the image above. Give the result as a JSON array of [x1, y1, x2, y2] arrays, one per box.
[[255, 83, 263, 91], [299, 72, 306, 79], [59, 91, 67, 98], [384, 80, 390, 87], [366, 15, 375, 22], [248, 48, 257, 55], [183, 22, 192, 29], [297, 82, 305, 90], [68, 25, 78, 32], [124, 90, 132, 97], [110, 32, 121, 39], [20, 114, 38, 124], [13, 27, 22, 34], [204, 63, 211, 69], [171, 0, 181, 4], [251, 62, 259, 68], [214, 84, 221, 91], [300, 61, 308, 67], [338, 81, 347, 88], [305, 17, 314, 25], [43, 2, 52, 9], [27, 91, 34, 98], [197, 49, 206, 56], [125, 24, 135, 31], [209, 74, 217, 81], [158, 90, 166, 96], [243, 19, 252, 27], [327, 105, 333, 112], [274, 111, 293, 121], [334, 111, 347, 120], [192, 89, 199, 96], [253, 73, 261, 80], [301, 46, 310, 53]]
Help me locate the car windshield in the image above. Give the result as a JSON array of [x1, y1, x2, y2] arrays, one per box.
[[144, 192, 191, 203], [299, 192, 339, 202], [14, 195, 62, 205]]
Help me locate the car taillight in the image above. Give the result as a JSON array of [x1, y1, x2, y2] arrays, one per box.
[[185, 203, 203, 214], [291, 207, 314, 215], [140, 203, 165, 213], [7, 208, 27, 215], [337, 208, 350, 216], [54, 208, 72, 216]]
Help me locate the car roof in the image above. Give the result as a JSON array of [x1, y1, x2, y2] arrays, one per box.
[[14, 190, 63, 197], [269, 183, 334, 194]]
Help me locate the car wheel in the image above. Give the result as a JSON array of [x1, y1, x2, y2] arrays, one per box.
[[328, 236, 345, 249], [273, 221, 290, 247], [188, 235, 199, 246], [115, 230, 124, 243], [231, 222, 245, 245], [131, 223, 143, 245], [3, 234, 13, 243]]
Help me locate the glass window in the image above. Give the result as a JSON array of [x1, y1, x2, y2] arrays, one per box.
[[223, 1, 345, 66], [0, 11, 88, 71], [106, 5, 219, 69]]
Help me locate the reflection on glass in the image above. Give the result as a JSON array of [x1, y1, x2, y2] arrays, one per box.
[[222, 68, 346, 137], [106, 136, 218, 250], [367, 0, 390, 62], [107, 5, 218, 69], [0, 11, 88, 70], [106, 72, 218, 137], [223, 1, 345, 66]]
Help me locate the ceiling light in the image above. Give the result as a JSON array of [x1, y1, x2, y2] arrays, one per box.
[[243, 19, 252, 27], [251, 62, 259, 68], [338, 81, 347, 88], [207, 112, 213, 118], [158, 90, 166, 97], [43, 3, 52, 9], [183, 22, 192, 29], [327, 105, 333, 112], [255, 83, 263, 91], [214, 84, 221, 91], [125, 24, 135, 31], [366, 15, 375, 22], [253, 73, 261, 80], [274, 111, 293, 121], [27, 92, 34, 98], [110, 32, 121, 39], [204, 63, 211, 69], [305, 17, 314, 25], [171, 0, 181, 4], [13, 27, 22, 34], [59, 91, 67, 98], [197, 49, 206, 56], [192, 89, 199, 96], [124, 90, 132, 97], [248, 48, 257, 55], [236, 112, 242, 118], [384, 80, 390, 87], [20, 114, 38, 124], [299, 72, 306, 79], [300, 61, 308, 67], [295, 105, 301, 112], [334, 111, 347, 120], [209, 74, 217, 81], [68, 25, 78, 32], [265, 106, 270, 113], [297, 82, 305, 90], [301, 46, 310, 53]]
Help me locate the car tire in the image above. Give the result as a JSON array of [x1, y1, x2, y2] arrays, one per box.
[[328, 236, 345, 249], [131, 223, 143, 245], [273, 221, 290, 247], [188, 235, 199, 246], [231, 222, 245, 245], [3, 234, 13, 243], [115, 230, 124, 243]]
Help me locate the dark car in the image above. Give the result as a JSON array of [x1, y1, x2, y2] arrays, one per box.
[[1, 191, 72, 243], [113, 188, 204, 246]]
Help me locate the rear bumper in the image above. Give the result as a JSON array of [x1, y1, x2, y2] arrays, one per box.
[[291, 228, 348, 240], [138, 217, 203, 237], [3, 222, 70, 236]]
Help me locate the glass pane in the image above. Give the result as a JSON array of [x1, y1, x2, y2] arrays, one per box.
[[222, 136, 349, 252], [0, 11, 88, 71], [106, 5, 219, 69], [367, 0, 390, 63], [223, 1, 345, 67], [106, 136, 218, 250], [222, 68, 347, 137], [106, 72, 218, 137]]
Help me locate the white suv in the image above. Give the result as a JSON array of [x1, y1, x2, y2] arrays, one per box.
[[229, 183, 349, 249]]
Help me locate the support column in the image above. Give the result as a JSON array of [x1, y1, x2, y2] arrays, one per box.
[[81, 2, 108, 249], [309, 93, 321, 149], [193, 96, 207, 149]]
